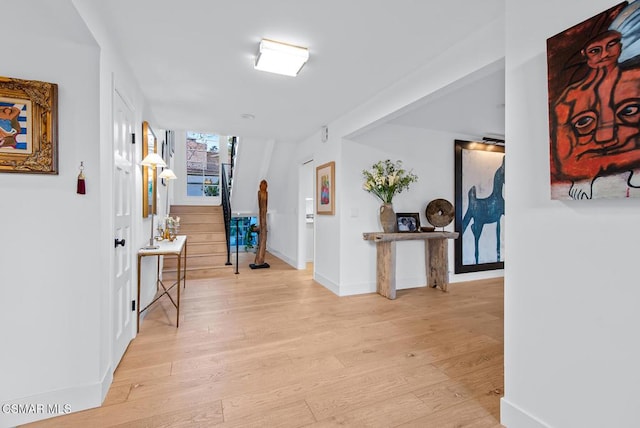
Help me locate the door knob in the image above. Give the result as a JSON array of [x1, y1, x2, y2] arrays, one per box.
[[114, 238, 126, 248]]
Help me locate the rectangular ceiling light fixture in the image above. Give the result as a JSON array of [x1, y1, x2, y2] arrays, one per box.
[[255, 38, 309, 77]]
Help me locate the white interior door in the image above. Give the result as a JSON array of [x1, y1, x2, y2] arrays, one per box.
[[113, 88, 135, 366]]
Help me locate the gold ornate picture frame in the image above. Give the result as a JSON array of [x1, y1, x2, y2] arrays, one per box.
[[142, 121, 157, 218], [0, 76, 58, 174]]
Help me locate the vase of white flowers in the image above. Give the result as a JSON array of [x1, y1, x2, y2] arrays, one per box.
[[362, 159, 418, 232]]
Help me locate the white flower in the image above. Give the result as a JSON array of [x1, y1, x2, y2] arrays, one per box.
[[388, 173, 397, 186], [361, 159, 418, 204]]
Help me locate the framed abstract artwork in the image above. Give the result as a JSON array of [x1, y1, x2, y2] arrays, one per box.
[[316, 161, 335, 215], [547, 1, 640, 200], [0, 76, 58, 174], [454, 140, 505, 273]]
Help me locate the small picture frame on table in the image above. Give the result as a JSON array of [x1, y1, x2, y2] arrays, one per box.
[[396, 213, 420, 232]]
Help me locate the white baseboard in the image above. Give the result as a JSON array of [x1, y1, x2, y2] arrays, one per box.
[[338, 277, 427, 297], [396, 277, 428, 290], [338, 281, 375, 296], [501, 397, 550, 428], [450, 269, 504, 283], [266, 247, 296, 269], [313, 272, 340, 296], [100, 366, 113, 402], [1, 382, 102, 428], [304, 275, 371, 297]]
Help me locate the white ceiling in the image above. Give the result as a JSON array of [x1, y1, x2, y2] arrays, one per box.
[[78, 0, 505, 142], [388, 64, 505, 138]]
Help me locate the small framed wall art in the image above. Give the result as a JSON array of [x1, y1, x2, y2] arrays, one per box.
[[316, 161, 335, 215], [0, 76, 58, 174], [396, 212, 420, 232]]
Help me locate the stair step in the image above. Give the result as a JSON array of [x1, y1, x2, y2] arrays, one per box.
[[188, 241, 228, 255], [163, 265, 232, 280], [170, 205, 222, 214], [172, 213, 224, 224], [179, 222, 225, 233], [162, 205, 229, 278], [164, 253, 228, 269], [185, 232, 227, 244]]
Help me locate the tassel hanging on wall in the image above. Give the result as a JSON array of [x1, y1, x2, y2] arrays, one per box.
[[77, 161, 86, 194]]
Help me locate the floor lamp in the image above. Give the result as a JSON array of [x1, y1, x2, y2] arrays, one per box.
[[158, 168, 178, 216], [141, 153, 166, 250]]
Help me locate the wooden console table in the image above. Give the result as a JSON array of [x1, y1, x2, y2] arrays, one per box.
[[363, 231, 458, 299], [137, 235, 187, 332]]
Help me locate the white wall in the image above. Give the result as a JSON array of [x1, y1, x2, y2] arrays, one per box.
[[230, 136, 275, 216], [502, 1, 640, 427], [0, 1, 151, 425], [342, 124, 503, 296], [266, 12, 506, 296], [264, 141, 299, 267], [72, 0, 153, 408], [225, 136, 299, 266], [0, 2, 104, 426], [302, 131, 343, 292]]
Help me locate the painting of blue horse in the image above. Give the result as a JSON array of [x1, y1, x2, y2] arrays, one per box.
[[454, 140, 505, 274]]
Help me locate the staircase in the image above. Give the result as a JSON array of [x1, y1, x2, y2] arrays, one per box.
[[163, 205, 230, 279]]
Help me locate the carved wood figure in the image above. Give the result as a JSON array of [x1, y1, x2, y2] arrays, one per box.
[[250, 180, 270, 269]]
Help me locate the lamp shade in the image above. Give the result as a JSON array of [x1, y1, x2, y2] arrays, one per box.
[[159, 169, 177, 180], [141, 153, 166, 167], [254, 38, 309, 77]]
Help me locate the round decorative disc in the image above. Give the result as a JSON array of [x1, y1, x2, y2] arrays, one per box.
[[425, 199, 454, 228]]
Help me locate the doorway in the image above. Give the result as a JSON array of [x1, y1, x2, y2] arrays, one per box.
[[112, 87, 136, 367], [298, 160, 315, 270]]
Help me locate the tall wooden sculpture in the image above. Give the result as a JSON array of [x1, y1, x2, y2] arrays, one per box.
[[249, 180, 270, 269]]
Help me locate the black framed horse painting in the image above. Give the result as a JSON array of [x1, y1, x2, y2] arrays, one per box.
[[454, 140, 505, 273]]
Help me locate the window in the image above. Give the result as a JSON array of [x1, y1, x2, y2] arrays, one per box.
[[229, 217, 257, 250], [186, 131, 220, 197]]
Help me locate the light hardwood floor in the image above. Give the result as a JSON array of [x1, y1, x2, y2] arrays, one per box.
[[25, 252, 504, 427]]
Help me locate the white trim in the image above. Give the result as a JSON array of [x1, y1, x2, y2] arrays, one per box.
[[338, 277, 428, 297], [100, 366, 113, 402], [110, 78, 137, 372], [451, 269, 504, 283], [397, 278, 428, 290], [501, 397, 551, 428], [338, 281, 374, 296], [266, 246, 296, 269], [313, 272, 340, 296]]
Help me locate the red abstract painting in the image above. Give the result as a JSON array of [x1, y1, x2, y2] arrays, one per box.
[[547, 1, 640, 199]]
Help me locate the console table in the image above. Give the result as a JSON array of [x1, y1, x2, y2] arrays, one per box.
[[137, 235, 187, 332], [362, 231, 458, 299]]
